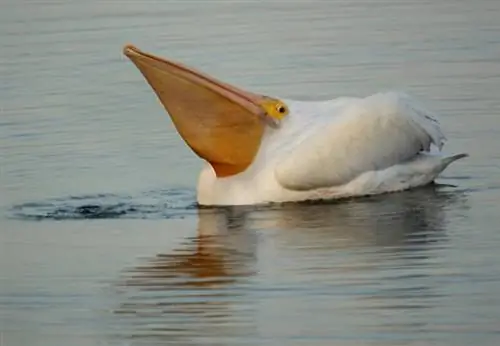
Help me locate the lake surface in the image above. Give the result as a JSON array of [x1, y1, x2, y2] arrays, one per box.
[[2, 0, 500, 345]]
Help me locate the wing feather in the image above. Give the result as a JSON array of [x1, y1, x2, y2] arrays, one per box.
[[274, 92, 446, 191]]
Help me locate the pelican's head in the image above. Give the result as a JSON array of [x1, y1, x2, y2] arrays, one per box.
[[123, 45, 290, 177]]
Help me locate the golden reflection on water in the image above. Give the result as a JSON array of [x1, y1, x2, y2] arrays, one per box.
[[113, 187, 467, 344]]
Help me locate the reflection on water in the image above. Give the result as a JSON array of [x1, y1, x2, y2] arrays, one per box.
[[115, 206, 259, 343], [256, 186, 458, 248], [114, 187, 470, 344], [3, 0, 500, 344]]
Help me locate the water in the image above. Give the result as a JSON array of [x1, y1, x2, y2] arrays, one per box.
[[1, 0, 500, 345]]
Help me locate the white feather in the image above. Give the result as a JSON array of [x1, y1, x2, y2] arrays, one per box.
[[274, 92, 446, 191]]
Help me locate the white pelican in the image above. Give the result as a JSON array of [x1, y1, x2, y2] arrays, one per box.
[[123, 45, 467, 206]]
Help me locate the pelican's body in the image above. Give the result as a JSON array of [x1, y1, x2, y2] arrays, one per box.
[[123, 45, 467, 206], [198, 92, 466, 205]]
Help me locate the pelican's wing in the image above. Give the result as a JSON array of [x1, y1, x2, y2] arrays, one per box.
[[274, 92, 446, 191]]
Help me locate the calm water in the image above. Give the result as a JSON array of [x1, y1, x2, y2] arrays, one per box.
[[2, 0, 500, 345]]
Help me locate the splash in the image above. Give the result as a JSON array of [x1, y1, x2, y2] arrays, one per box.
[[9, 189, 197, 220]]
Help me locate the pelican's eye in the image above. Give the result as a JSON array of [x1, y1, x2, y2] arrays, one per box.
[[276, 104, 287, 114], [268, 101, 288, 121], [259, 98, 289, 126]]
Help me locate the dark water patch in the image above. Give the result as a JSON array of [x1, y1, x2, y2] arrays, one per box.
[[8, 184, 470, 221], [9, 188, 197, 220]]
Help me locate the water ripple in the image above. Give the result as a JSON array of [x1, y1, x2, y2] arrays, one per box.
[[9, 189, 197, 220]]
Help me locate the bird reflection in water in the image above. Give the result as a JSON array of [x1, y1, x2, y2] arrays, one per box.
[[114, 186, 468, 344], [115, 207, 259, 343]]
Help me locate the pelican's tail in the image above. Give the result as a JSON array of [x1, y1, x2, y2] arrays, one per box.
[[442, 153, 469, 168]]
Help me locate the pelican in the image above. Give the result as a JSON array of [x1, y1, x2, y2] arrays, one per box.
[[123, 45, 467, 206]]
